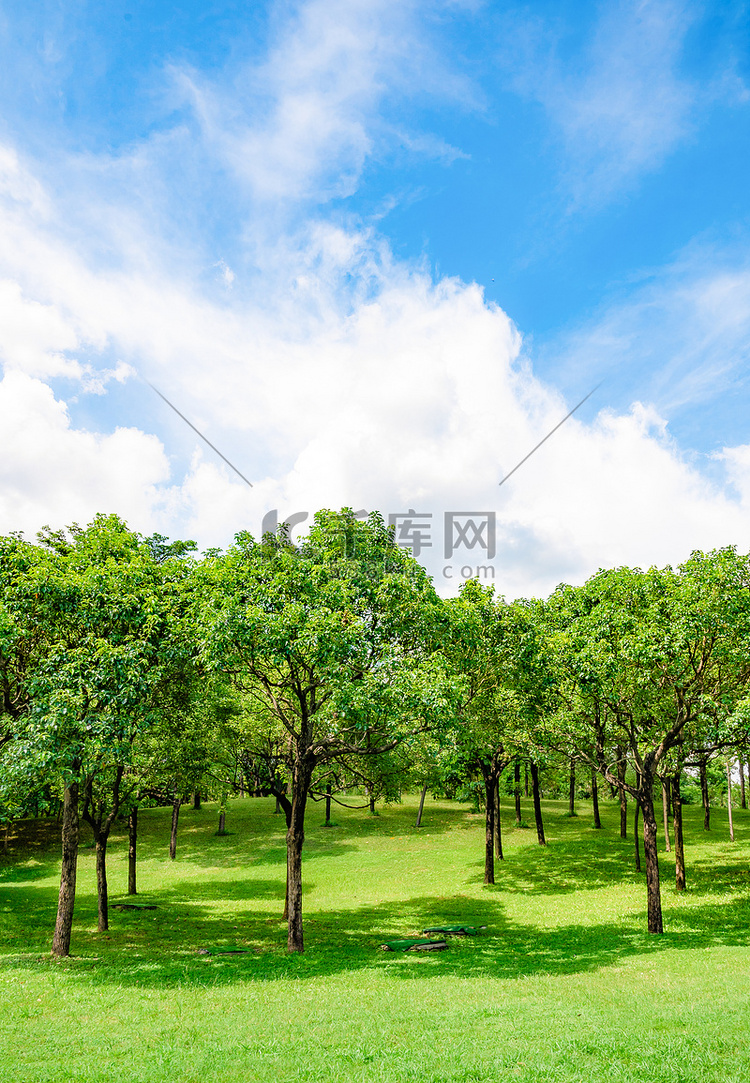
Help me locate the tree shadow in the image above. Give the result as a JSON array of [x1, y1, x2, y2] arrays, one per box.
[[5, 796, 750, 991], [6, 885, 750, 991]]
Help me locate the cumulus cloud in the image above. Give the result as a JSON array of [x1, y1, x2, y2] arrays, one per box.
[[1, 148, 749, 596], [0, 0, 749, 598], [0, 371, 171, 536]]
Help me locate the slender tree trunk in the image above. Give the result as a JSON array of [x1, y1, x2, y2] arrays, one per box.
[[514, 759, 522, 824], [483, 773, 495, 885], [739, 759, 746, 810], [530, 762, 546, 846], [287, 761, 312, 953], [700, 758, 710, 830], [217, 811, 226, 835], [662, 781, 671, 852], [727, 760, 735, 843], [192, 792, 201, 810], [278, 793, 292, 920], [325, 783, 332, 825], [617, 747, 627, 839], [524, 763, 529, 798], [568, 759, 576, 816], [641, 778, 664, 934], [52, 774, 80, 958], [369, 794, 376, 815], [169, 798, 180, 860], [128, 807, 137, 895], [415, 783, 428, 828], [95, 835, 109, 932], [634, 803, 641, 873], [494, 779, 503, 861], [673, 769, 685, 891], [591, 767, 601, 829], [274, 795, 281, 814]]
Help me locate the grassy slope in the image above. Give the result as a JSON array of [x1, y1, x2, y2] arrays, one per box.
[[1, 793, 750, 1083]]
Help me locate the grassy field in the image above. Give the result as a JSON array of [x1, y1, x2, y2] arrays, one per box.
[[1, 791, 750, 1083]]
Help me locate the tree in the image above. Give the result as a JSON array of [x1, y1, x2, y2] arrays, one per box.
[[549, 549, 750, 933], [5, 516, 195, 954], [199, 509, 453, 952], [444, 582, 556, 883]]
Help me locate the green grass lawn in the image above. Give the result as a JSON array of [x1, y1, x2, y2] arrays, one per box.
[[2, 792, 750, 1083]]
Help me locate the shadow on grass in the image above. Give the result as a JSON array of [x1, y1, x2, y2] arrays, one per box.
[[4, 798, 750, 991], [4, 887, 750, 991]]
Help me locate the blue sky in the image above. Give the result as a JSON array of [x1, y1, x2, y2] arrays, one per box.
[[1, 0, 750, 595]]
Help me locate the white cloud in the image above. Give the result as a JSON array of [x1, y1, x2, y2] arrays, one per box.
[[0, 371, 171, 536], [502, 0, 698, 203], [174, 0, 475, 206], [1, 150, 749, 596], [0, 279, 81, 379], [0, 145, 50, 216], [541, 240, 750, 419], [0, 0, 749, 598]]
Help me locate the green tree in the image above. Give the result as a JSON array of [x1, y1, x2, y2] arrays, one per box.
[[199, 509, 453, 952], [8, 516, 195, 955], [549, 548, 750, 933], [444, 582, 556, 883]]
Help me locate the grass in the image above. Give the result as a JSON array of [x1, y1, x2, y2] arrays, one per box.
[[2, 793, 750, 1082]]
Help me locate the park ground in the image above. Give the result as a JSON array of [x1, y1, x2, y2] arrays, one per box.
[[1, 792, 750, 1083]]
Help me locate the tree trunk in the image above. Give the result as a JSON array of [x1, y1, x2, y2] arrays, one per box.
[[218, 811, 226, 835], [274, 795, 281, 815], [568, 759, 576, 816], [415, 783, 428, 828], [368, 794, 376, 815], [128, 808, 137, 895], [617, 746, 627, 839], [700, 758, 710, 830], [192, 792, 201, 810], [286, 761, 312, 953], [727, 759, 735, 843], [52, 774, 80, 958], [95, 835, 109, 932], [494, 779, 503, 861], [672, 769, 685, 891], [524, 763, 529, 798], [514, 759, 522, 824], [634, 802, 641, 873], [662, 781, 671, 852], [530, 762, 546, 846], [641, 780, 664, 934], [740, 759, 746, 810], [591, 767, 601, 829], [169, 798, 180, 860], [483, 773, 495, 885], [325, 783, 332, 826]]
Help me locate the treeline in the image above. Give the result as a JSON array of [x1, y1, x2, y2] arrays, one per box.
[[2, 511, 750, 955]]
